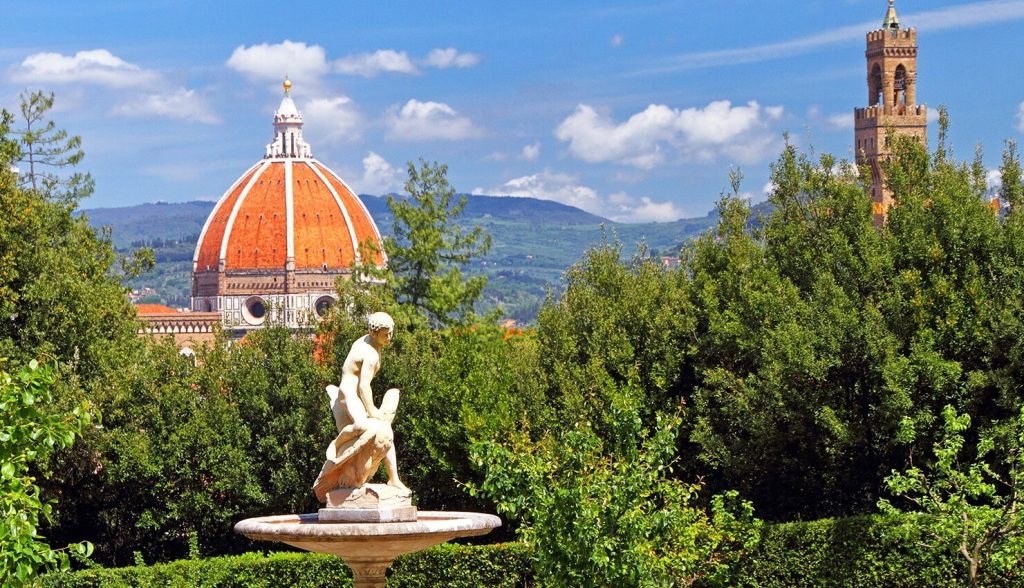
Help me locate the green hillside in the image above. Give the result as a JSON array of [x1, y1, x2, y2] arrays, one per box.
[[84, 195, 720, 321]]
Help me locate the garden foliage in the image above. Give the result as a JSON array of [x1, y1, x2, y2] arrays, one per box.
[[879, 405, 1024, 587], [41, 543, 531, 588], [1, 362, 94, 587]]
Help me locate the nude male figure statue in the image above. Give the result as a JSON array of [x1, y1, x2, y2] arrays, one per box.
[[313, 312, 408, 503]]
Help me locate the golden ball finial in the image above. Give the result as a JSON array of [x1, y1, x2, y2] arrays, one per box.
[[283, 76, 292, 93]]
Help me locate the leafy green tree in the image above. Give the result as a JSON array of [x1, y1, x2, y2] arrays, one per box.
[[999, 140, 1022, 208], [473, 389, 760, 587], [526, 122, 1024, 523], [0, 94, 140, 384], [383, 159, 491, 327], [13, 91, 93, 204], [1, 361, 94, 586], [533, 239, 693, 439], [879, 405, 1024, 588], [51, 325, 336, 565]]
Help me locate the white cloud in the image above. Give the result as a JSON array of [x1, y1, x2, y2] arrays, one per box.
[[358, 151, 404, 195], [646, 0, 1024, 73], [490, 169, 684, 222], [555, 100, 783, 169], [485, 141, 541, 162], [1017, 101, 1024, 132], [494, 169, 600, 211], [826, 112, 852, 131], [335, 50, 418, 77], [386, 99, 481, 141], [927, 108, 941, 124], [424, 48, 480, 69], [301, 95, 363, 143], [611, 34, 625, 47], [13, 49, 160, 88], [110, 88, 220, 124], [609, 194, 685, 223], [521, 142, 541, 161], [226, 41, 328, 83]]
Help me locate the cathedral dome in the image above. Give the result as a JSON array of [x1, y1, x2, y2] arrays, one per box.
[[191, 78, 385, 331], [193, 158, 384, 273]]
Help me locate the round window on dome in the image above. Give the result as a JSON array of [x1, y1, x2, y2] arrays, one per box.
[[314, 296, 335, 318], [242, 296, 267, 325]]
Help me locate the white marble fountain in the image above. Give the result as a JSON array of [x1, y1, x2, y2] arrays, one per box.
[[235, 312, 500, 587]]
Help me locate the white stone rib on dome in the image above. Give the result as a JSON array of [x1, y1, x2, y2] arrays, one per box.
[[192, 161, 262, 269], [312, 160, 389, 266], [306, 160, 361, 264], [218, 160, 271, 266], [285, 160, 295, 261]]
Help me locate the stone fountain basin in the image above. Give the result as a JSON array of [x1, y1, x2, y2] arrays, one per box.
[[234, 511, 501, 560]]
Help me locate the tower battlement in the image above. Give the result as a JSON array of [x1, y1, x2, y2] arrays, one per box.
[[855, 104, 927, 120], [866, 28, 916, 44]]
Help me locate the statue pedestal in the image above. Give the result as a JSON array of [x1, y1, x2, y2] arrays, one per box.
[[319, 483, 416, 523]]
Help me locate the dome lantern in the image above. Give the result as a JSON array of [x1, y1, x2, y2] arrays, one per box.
[[266, 76, 313, 159]]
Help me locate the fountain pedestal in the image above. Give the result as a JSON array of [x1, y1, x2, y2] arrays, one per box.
[[234, 511, 501, 587]]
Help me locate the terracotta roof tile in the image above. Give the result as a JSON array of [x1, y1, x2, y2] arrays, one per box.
[[196, 165, 259, 271], [225, 162, 288, 269], [135, 303, 178, 315]]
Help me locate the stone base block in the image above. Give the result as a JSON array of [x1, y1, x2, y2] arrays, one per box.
[[318, 505, 418, 523], [325, 483, 412, 509]]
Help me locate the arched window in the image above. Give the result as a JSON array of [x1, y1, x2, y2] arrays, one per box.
[[870, 64, 883, 106], [893, 65, 907, 107]]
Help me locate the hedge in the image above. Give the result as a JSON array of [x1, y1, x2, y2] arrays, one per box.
[[708, 514, 1021, 588], [41, 543, 532, 588], [43, 516, 1020, 587]]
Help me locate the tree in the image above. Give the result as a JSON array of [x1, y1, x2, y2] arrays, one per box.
[[0, 361, 94, 586], [0, 94, 140, 384], [522, 123, 1024, 523], [879, 405, 1024, 587], [49, 326, 335, 565], [472, 390, 760, 587], [383, 159, 491, 327], [13, 90, 93, 204]]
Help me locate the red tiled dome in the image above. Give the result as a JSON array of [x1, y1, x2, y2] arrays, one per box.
[[192, 80, 384, 274], [193, 159, 384, 272]]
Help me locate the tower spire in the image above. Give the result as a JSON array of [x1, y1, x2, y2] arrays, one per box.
[[265, 76, 312, 159], [882, 0, 900, 31]]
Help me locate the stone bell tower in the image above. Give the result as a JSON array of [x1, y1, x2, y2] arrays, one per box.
[[854, 0, 927, 225]]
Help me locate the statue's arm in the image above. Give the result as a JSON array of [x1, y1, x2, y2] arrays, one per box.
[[358, 353, 382, 419]]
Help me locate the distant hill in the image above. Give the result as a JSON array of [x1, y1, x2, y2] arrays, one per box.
[[83, 194, 611, 249], [84, 194, 722, 322], [82, 200, 215, 247]]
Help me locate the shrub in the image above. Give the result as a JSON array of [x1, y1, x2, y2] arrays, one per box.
[[714, 515, 965, 588], [41, 543, 531, 588]]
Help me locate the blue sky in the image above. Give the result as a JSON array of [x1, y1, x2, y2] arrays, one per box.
[[3, 0, 1023, 221]]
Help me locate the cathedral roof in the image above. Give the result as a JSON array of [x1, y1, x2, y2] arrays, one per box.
[[193, 80, 385, 274]]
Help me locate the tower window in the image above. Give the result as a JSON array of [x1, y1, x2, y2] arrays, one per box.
[[870, 64, 883, 106], [894, 65, 907, 107]]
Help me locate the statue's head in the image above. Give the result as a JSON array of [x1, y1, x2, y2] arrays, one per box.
[[367, 312, 395, 346]]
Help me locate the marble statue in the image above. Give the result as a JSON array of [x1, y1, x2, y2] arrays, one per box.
[[313, 312, 409, 506]]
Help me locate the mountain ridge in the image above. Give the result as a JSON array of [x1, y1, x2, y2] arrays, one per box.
[[83, 194, 732, 321]]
